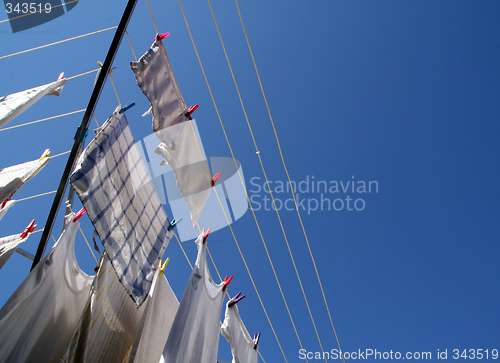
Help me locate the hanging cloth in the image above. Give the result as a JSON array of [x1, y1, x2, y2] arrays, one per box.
[[0, 73, 66, 129], [0, 149, 50, 205], [161, 233, 224, 363], [221, 302, 259, 363], [0, 227, 29, 270], [70, 108, 173, 307], [0, 213, 94, 363], [0, 199, 16, 222], [61, 256, 179, 363], [131, 39, 212, 229]]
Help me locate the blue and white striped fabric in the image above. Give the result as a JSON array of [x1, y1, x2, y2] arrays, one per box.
[[70, 109, 173, 306]]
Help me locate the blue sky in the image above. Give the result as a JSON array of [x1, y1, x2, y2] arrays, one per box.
[[1, 1, 499, 362]]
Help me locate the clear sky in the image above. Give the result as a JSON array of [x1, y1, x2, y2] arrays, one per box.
[[1, 1, 499, 362]]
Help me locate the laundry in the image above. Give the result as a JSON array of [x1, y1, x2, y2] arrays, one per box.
[[70, 108, 173, 307], [0, 149, 50, 205], [61, 255, 179, 363], [0, 199, 16, 222], [221, 302, 259, 363], [161, 232, 225, 363], [0, 73, 66, 129], [0, 224, 31, 270], [131, 38, 212, 229], [0, 213, 94, 362]]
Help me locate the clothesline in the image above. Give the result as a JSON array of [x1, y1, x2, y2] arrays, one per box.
[[0, 109, 85, 132], [0, 26, 117, 61], [233, 0, 342, 353], [176, 0, 287, 360]]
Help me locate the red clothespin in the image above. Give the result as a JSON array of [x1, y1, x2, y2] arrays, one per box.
[[253, 332, 261, 349], [185, 104, 198, 119], [57, 72, 65, 81], [222, 275, 233, 291], [156, 32, 170, 41], [211, 173, 222, 187], [20, 219, 36, 239], [228, 291, 246, 307], [1, 197, 11, 209], [73, 208, 86, 222], [202, 227, 211, 244]]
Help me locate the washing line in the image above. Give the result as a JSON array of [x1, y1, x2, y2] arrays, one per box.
[[0, 26, 117, 61], [234, 2, 344, 358], [176, 0, 288, 361]]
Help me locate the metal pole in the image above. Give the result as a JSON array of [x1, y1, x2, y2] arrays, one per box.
[[31, 0, 138, 270]]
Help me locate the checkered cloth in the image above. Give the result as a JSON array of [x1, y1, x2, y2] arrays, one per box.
[[70, 109, 173, 306]]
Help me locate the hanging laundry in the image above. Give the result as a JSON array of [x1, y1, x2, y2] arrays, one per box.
[[0, 149, 50, 205], [0, 223, 31, 270], [0, 213, 94, 363], [0, 73, 66, 129], [61, 255, 179, 363], [131, 38, 212, 229], [161, 233, 225, 363], [221, 302, 259, 363], [0, 199, 16, 222], [70, 107, 173, 307]]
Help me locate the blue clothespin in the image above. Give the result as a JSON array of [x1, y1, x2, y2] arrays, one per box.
[[167, 218, 182, 232], [119, 102, 135, 114], [228, 291, 246, 308]]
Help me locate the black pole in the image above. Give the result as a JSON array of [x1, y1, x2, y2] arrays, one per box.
[[31, 0, 138, 270]]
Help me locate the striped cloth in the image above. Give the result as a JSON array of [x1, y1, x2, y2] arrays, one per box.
[[70, 109, 173, 307], [131, 39, 212, 229], [61, 255, 179, 363]]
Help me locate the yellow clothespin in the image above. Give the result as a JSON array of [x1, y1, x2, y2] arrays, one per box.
[[38, 149, 50, 163], [159, 257, 170, 277]]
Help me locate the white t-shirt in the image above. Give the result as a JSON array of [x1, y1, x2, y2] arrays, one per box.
[[0, 215, 94, 362], [221, 302, 259, 363], [161, 233, 225, 363]]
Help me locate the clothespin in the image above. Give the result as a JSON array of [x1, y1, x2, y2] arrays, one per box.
[[211, 173, 222, 187], [185, 104, 198, 119], [159, 257, 170, 277], [1, 197, 11, 209], [202, 227, 211, 244], [119, 102, 135, 114], [222, 275, 233, 291], [156, 32, 170, 41], [39, 149, 51, 162], [57, 72, 65, 81], [228, 291, 246, 307], [253, 332, 261, 349], [73, 208, 86, 222], [20, 219, 36, 239], [167, 218, 182, 232]]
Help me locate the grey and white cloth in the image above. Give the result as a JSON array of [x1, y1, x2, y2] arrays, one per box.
[[0, 199, 16, 222], [0, 74, 66, 129], [0, 150, 50, 205], [131, 39, 212, 229], [70, 108, 173, 307], [0, 229, 29, 270]]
